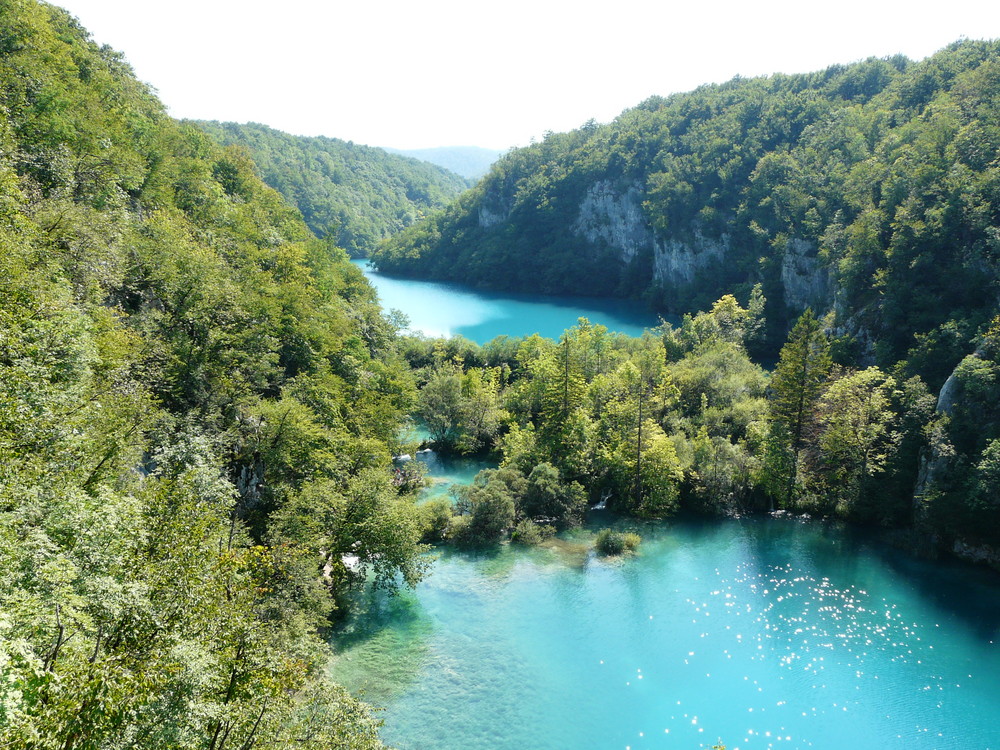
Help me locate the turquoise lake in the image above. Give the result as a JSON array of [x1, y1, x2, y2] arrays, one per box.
[[410, 450, 494, 505], [352, 260, 659, 342], [331, 518, 1000, 750], [340, 261, 1000, 749]]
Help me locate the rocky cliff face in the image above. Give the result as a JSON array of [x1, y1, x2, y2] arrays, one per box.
[[570, 180, 834, 310], [952, 538, 1000, 571], [571, 180, 728, 289], [478, 203, 508, 229], [781, 238, 833, 310], [912, 345, 1000, 566], [478, 183, 512, 229], [653, 228, 730, 287], [572, 181, 654, 264], [912, 359, 965, 518]]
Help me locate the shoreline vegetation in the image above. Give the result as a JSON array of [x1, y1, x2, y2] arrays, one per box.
[[2, 2, 999, 748], [399, 298, 1000, 572], [1, 4, 421, 747]]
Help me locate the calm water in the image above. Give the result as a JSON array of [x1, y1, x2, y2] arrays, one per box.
[[345, 262, 1000, 748], [331, 518, 1000, 750], [352, 260, 658, 342], [410, 450, 494, 505]]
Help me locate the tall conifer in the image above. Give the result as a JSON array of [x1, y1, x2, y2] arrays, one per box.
[[766, 309, 832, 506]]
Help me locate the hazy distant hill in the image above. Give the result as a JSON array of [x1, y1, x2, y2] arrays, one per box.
[[384, 146, 504, 180], [195, 121, 471, 256]]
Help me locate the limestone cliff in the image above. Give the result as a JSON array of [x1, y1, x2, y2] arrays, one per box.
[[572, 181, 653, 265], [570, 180, 830, 313], [781, 238, 833, 311], [653, 228, 730, 287], [478, 199, 509, 229]]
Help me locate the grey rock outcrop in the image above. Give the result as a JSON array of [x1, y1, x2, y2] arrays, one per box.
[[478, 204, 508, 229], [570, 181, 836, 311], [912, 349, 982, 520], [573, 181, 654, 264], [952, 537, 1000, 570], [653, 229, 730, 287], [571, 180, 733, 290], [781, 238, 832, 310]]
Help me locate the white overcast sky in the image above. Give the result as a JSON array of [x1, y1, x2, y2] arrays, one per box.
[[53, 0, 1000, 151]]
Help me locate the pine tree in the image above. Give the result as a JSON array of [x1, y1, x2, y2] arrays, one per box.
[[766, 309, 832, 507]]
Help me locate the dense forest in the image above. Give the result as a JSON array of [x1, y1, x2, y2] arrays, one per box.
[[3, 1, 1000, 747], [195, 121, 470, 257], [393, 295, 999, 559], [0, 2, 424, 746], [373, 42, 1000, 557], [373, 42, 1000, 361]]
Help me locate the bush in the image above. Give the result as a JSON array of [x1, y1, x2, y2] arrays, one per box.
[[520, 463, 587, 527], [594, 529, 641, 555], [447, 515, 473, 545], [451, 481, 515, 547], [417, 497, 454, 543], [510, 519, 555, 546]]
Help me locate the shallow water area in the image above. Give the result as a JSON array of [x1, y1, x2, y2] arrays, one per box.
[[352, 259, 659, 342], [330, 518, 1000, 750], [409, 449, 494, 505]]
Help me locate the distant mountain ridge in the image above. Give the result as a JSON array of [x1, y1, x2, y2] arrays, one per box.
[[383, 145, 504, 180], [195, 121, 471, 256]]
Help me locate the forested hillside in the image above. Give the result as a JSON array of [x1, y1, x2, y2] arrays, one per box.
[[3, 1, 1000, 745], [377, 41, 1000, 558], [374, 42, 1000, 362], [195, 120, 470, 256], [0, 2, 423, 746]]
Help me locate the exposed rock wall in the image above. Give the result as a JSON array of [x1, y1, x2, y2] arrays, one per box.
[[952, 538, 1000, 571], [478, 204, 508, 229], [653, 229, 730, 286], [572, 181, 654, 264], [913, 348, 982, 507], [570, 180, 731, 289], [570, 181, 834, 308], [502, 179, 839, 312], [781, 238, 833, 310], [478, 182, 512, 228]]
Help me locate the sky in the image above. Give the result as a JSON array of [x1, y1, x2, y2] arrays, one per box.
[[53, 0, 1000, 151]]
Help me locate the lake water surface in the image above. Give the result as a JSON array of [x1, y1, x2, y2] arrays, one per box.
[[352, 260, 659, 342], [340, 261, 1000, 749], [331, 518, 1000, 750]]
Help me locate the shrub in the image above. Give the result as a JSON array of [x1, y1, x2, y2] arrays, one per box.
[[451, 481, 515, 547], [417, 497, 454, 543], [594, 529, 641, 555], [520, 463, 587, 527], [510, 519, 555, 546]]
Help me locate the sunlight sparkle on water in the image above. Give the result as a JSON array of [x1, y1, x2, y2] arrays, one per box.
[[331, 518, 1000, 749]]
